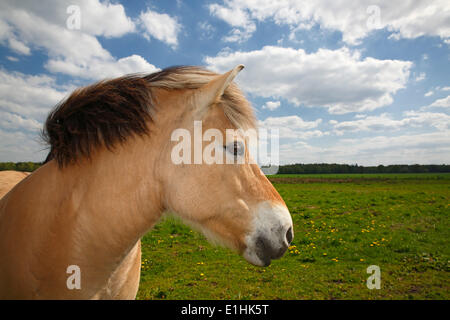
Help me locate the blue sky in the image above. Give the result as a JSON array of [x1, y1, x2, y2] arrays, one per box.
[[0, 0, 449, 165]]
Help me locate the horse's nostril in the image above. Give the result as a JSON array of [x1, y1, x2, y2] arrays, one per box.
[[286, 226, 293, 244]]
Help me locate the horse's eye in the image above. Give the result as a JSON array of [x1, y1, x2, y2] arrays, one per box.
[[224, 141, 244, 157]]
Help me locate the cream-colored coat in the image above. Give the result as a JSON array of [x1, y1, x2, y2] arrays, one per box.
[[0, 66, 290, 299]]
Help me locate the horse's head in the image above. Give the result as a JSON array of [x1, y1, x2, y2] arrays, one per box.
[[157, 65, 293, 267]]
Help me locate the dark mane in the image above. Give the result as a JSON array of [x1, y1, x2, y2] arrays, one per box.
[[42, 74, 154, 167], [43, 66, 256, 167]]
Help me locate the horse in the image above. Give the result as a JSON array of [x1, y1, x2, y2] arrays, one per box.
[[0, 65, 293, 299], [0, 171, 30, 199]]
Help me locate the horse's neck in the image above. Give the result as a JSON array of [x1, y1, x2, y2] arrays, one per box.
[[0, 135, 164, 298], [50, 138, 163, 278]]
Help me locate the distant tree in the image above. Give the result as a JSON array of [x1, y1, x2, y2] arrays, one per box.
[[1, 162, 449, 174], [276, 163, 450, 174], [0, 162, 42, 172]]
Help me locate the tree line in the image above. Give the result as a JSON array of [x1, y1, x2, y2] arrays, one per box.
[[277, 163, 450, 174], [0, 162, 449, 174], [0, 162, 42, 172]]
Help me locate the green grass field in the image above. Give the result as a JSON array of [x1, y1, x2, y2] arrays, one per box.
[[136, 173, 449, 300]]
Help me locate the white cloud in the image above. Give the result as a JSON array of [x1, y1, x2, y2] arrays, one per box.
[[208, 0, 450, 45], [0, 69, 69, 119], [1, 0, 135, 38], [74, 0, 135, 37], [258, 115, 324, 140], [329, 111, 450, 134], [205, 46, 411, 114], [0, 116, 45, 162], [139, 9, 181, 48], [279, 131, 450, 165], [259, 115, 321, 130], [198, 21, 216, 39], [0, 111, 41, 132], [421, 95, 450, 110], [262, 101, 280, 111], [415, 72, 426, 82], [0, 128, 47, 162], [0, 69, 71, 162], [222, 27, 254, 43], [0, 1, 167, 162], [331, 113, 401, 133], [0, 1, 158, 80], [424, 90, 434, 97], [0, 18, 31, 55], [403, 110, 450, 131], [209, 2, 255, 42], [209, 2, 252, 29], [7, 37, 31, 55], [46, 54, 159, 80]]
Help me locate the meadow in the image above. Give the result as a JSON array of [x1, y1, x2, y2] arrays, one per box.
[[136, 173, 449, 300]]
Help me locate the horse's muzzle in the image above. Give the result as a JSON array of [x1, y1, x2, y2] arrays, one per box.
[[243, 202, 294, 267]]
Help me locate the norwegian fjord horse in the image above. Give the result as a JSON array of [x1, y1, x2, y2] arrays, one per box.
[[0, 65, 293, 299]]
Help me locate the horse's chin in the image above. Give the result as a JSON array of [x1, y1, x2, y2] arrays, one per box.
[[242, 249, 272, 267]]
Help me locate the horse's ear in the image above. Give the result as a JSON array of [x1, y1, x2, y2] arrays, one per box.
[[195, 64, 244, 112]]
